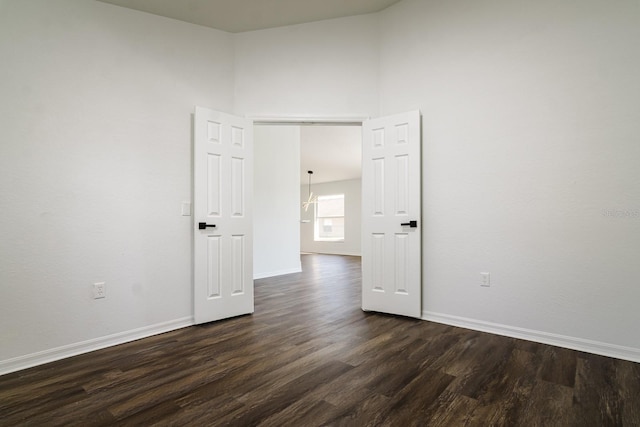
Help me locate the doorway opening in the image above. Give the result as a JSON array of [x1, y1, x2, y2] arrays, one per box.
[[252, 122, 362, 280]]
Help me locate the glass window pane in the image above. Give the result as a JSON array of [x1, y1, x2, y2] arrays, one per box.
[[314, 194, 345, 241], [316, 194, 344, 217], [317, 217, 344, 239]]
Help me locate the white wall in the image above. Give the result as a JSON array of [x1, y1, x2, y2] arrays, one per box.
[[254, 126, 302, 278], [301, 179, 362, 256], [380, 0, 640, 356], [0, 0, 234, 371], [233, 14, 380, 119]]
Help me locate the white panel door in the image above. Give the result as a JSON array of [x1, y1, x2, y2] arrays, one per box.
[[194, 107, 254, 324], [362, 111, 421, 318]]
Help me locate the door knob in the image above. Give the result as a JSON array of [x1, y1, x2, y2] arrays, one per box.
[[198, 222, 216, 229], [401, 220, 418, 228]]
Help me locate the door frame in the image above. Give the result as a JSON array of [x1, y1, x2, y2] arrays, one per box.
[[252, 116, 366, 126]]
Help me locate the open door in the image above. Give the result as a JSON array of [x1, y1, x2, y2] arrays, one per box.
[[193, 107, 254, 324], [361, 111, 422, 318]]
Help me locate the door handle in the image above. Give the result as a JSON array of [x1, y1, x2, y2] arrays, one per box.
[[401, 220, 418, 228], [198, 222, 216, 230]]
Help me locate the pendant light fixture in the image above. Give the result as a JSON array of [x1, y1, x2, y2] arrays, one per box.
[[302, 170, 318, 212]]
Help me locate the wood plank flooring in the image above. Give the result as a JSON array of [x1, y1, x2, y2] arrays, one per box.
[[1, 254, 639, 426]]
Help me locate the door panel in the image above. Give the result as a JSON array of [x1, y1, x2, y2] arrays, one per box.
[[194, 107, 253, 324], [362, 111, 421, 318]]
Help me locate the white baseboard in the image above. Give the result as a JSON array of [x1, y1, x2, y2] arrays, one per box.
[[300, 251, 361, 257], [254, 266, 302, 280], [0, 317, 194, 376], [423, 311, 640, 364]]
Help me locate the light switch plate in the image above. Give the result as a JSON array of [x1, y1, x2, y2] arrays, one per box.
[[181, 202, 191, 216]]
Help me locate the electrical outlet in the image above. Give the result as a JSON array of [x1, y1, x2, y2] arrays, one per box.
[[480, 273, 491, 287], [93, 282, 106, 299]]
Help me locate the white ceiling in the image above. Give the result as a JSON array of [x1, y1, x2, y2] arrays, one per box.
[[300, 126, 361, 185], [96, 0, 402, 33]]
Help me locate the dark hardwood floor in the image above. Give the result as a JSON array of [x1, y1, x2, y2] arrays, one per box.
[[1, 254, 639, 426]]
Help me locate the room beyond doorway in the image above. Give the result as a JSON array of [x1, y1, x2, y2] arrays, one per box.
[[300, 125, 362, 258], [253, 123, 362, 280]]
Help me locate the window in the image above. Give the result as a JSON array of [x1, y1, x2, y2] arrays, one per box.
[[314, 194, 345, 241]]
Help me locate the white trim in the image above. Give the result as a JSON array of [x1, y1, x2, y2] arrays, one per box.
[[251, 115, 366, 126], [253, 266, 302, 280], [423, 311, 640, 363], [0, 317, 194, 376]]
